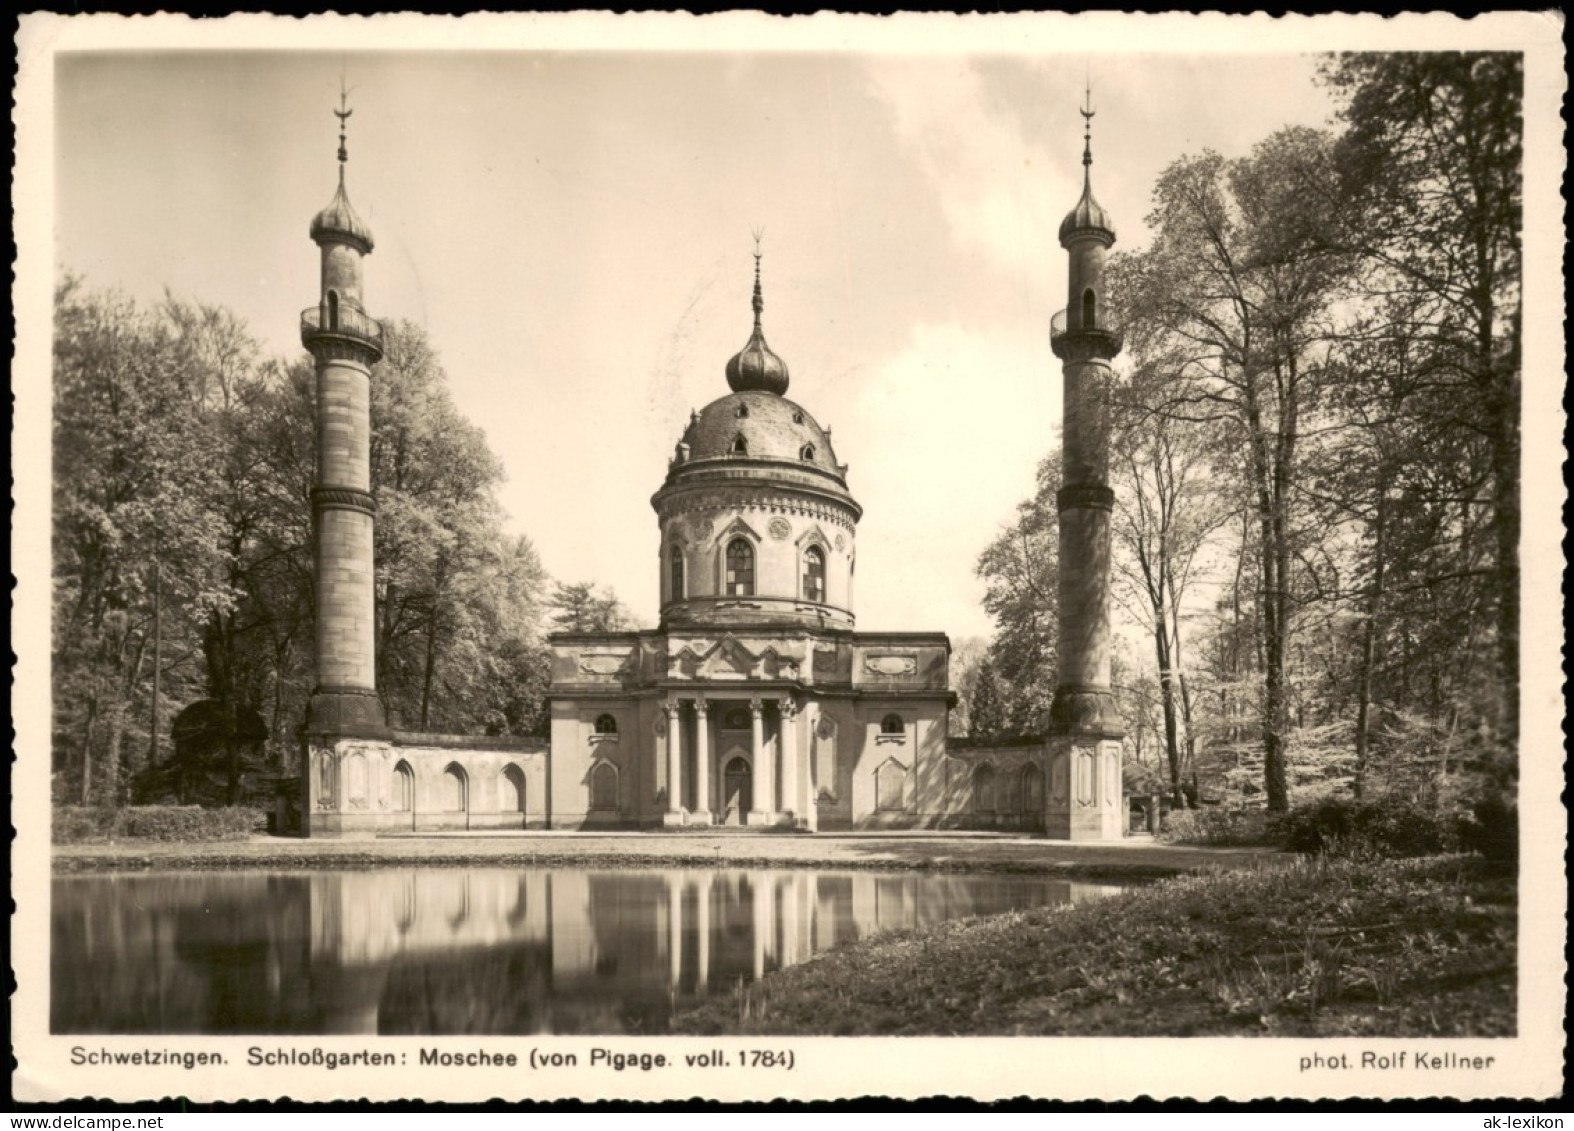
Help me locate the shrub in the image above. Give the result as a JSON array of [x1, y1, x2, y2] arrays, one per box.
[[52, 805, 265, 844], [1457, 794, 1517, 867], [1157, 807, 1276, 847], [1277, 799, 1459, 858], [53, 807, 120, 844]]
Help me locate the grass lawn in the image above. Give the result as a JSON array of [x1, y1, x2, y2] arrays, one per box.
[[672, 855, 1515, 1037]]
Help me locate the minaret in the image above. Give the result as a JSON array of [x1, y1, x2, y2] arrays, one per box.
[[1046, 89, 1124, 840], [301, 89, 389, 834]]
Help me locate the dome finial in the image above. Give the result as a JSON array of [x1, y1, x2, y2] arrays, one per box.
[[334, 74, 353, 184], [750, 226, 766, 331], [725, 232, 789, 395], [1080, 77, 1095, 170]]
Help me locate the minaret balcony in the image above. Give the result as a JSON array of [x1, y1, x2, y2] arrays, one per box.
[[301, 305, 385, 361], [1050, 308, 1123, 359]]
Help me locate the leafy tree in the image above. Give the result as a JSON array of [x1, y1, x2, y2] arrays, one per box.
[[1322, 52, 1522, 744], [974, 454, 1061, 735], [1108, 360, 1233, 806], [1115, 127, 1355, 810]]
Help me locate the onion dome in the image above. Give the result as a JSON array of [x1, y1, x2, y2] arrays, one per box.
[[724, 246, 790, 395], [1058, 92, 1116, 248], [311, 177, 375, 253], [309, 93, 375, 253]]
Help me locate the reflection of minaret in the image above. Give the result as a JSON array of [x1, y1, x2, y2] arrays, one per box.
[[751, 872, 772, 979], [1046, 86, 1125, 841], [666, 874, 683, 992], [301, 86, 392, 837], [695, 874, 712, 992]]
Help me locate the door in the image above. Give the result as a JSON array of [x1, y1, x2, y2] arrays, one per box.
[[723, 754, 752, 825]]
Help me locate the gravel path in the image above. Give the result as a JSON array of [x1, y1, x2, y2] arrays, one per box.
[[53, 831, 1278, 879]]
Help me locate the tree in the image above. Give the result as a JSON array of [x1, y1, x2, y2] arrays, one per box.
[[1114, 128, 1356, 810], [974, 454, 1061, 735], [53, 279, 228, 805], [1321, 52, 1522, 745], [966, 657, 1010, 741], [1108, 360, 1232, 806], [550, 581, 636, 634]]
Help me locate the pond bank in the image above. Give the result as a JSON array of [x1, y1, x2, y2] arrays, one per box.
[[51, 831, 1276, 881], [672, 855, 1516, 1037]]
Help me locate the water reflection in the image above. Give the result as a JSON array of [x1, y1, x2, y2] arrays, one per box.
[[53, 868, 1120, 1035]]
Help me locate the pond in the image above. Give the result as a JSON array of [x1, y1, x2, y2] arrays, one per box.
[[52, 867, 1122, 1035]]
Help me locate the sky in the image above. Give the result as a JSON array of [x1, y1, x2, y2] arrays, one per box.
[[48, 21, 1350, 641]]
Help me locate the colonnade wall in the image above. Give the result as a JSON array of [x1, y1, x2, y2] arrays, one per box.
[[301, 733, 548, 837]]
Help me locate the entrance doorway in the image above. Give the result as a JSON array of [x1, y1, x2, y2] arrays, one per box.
[[723, 754, 752, 824]]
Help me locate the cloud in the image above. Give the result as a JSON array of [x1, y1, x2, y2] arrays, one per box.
[[864, 59, 1062, 278]]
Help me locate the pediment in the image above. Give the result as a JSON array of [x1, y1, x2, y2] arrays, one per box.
[[794, 522, 832, 550], [697, 634, 758, 680], [715, 516, 761, 546]]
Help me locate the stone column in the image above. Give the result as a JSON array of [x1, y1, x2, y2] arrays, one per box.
[[779, 698, 799, 827], [695, 873, 712, 993], [748, 697, 773, 823], [663, 700, 684, 827], [691, 696, 712, 825], [802, 702, 820, 833]]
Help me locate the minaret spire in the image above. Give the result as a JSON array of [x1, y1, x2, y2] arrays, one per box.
[[750, 226, 765, 332], [334, 78, 353, 184], [1080, 80, 1095, 171]]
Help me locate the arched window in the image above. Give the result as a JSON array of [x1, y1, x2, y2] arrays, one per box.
[[800, 443, 815, 461], [501, 764, 527, 813], [1081, 287, 1096, 330], [802, 546, 826, 603], [735, 403, 749, 418], [731, 434, 749, 455], [590, 761, 619, 811], [669, 544, 685, 601], [594, 713, 618, 735], [881, 713, 904, 735], [974, 764, 996, 814], [726, 539, 755, 596], [442, 764, 468, 812], [393, 760, 414, 812], [792, 410, 804, 424], [326, 290, 339, 330], [1020, 763, 1045, 813]]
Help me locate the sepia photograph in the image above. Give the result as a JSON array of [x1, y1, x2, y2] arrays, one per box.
[[12, 11, 1565, 1104]]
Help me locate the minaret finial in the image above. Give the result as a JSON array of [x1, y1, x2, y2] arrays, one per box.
[[1080, 79, 1095, 170], [334, 74, 353, 183], [750, 227, 765, 331]]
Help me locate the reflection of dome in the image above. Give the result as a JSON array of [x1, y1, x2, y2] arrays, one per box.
[[311, 178, 375, 253], [681, 391, 841, 475]]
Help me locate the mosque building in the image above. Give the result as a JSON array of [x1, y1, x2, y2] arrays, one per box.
[[295, 92, 1125, 839]]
